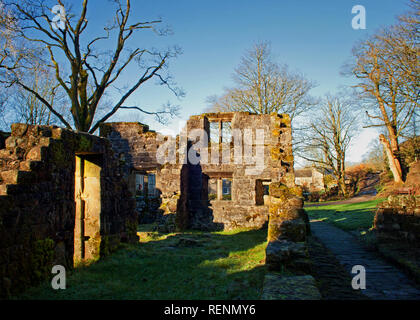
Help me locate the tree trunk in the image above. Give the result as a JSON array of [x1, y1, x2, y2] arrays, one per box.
[[379, 134, 403, 183], [338, 174, 347, 197]]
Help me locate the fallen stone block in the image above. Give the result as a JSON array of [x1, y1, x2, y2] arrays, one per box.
[[261, 273, 321, 300], [266, 239, 312, 273]]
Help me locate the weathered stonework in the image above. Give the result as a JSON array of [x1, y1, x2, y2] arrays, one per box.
[[0, 131, 9, 150], [374, 195, 420, 242], [373, 161, 420, 242], [100, 112, 299, 231], [0, 124, 138, 298], [265, 182, 311, 274], [261, 117, 318, 299]]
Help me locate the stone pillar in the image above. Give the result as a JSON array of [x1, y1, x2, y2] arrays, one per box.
[[217, 179, 223, 200], [265, 182, 312, 274]]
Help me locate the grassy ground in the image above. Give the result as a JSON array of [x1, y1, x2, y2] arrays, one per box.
[[305, 199, 385, 232], [15, 227, 268, 300]]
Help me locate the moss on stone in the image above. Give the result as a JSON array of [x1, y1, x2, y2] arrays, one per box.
[[261, 274, 321, 300], [100, 235, 110, 257], [125, 220, 138, 240], [269, 183, 291, 201], [31, 238, 55, 283], [99, 124, 113, 138], [289, 186, 303, 198], [78, 135, 93, 152], [49, 141, 67, 165]]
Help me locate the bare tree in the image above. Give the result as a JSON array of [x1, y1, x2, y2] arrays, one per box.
[[299, 95, 357, 197], [0, 2, 35, 71], [9, 62, 73, 126], [345, 0, 419, 183], [206, 42, 317, 122], [362, 138, 387, 171], [0, 0, 183, 133]]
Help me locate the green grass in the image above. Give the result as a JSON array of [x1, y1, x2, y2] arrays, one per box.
[[15, 227, 268, 300], [305, 199, 385, 232]]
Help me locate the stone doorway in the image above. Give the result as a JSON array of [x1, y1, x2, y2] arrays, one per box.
[[74, 154, 102, 265]]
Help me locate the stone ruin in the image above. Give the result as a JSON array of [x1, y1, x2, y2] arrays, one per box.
[[0, 124, 138, 298], [0, 111, 316, 298], [99, 112, 300, 231], [100, 111, 316, 295], [373, 160, 420, 242]]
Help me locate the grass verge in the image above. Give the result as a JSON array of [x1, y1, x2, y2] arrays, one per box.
[[15, 227, 268, 300], [305, 199, 385, 232]]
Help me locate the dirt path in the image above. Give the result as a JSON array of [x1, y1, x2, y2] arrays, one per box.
[[310, 221, 420, 300]]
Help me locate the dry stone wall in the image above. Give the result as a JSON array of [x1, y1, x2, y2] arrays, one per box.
[[373, 161, 420, 242], [0, 124, 138, 298]]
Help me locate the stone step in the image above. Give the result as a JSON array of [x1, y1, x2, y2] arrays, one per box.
[[26, 146, 48, 161], [0, 169, 36, 184], [0, 148, 13, 158], [0, 184, 9, 196], [19, 160, 43, 171]]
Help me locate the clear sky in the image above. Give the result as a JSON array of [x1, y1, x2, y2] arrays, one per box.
[[80, 0, 410, 164]]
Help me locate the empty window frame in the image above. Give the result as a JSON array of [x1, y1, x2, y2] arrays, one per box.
[[135, 172, 157, 198], [148, 173, 156, 197], [222, 178, 232, 200], [256, 180, 271, 205], [208, 178, 218, 200], [221, 122, 232, 144], [208, 177, 232, 201], [209, 122, 220, 145], [209, 121, 232, 145], [135, 173, 145, 196]]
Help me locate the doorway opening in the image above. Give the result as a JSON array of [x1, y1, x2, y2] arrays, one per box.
[[74, 154, 102, 265]]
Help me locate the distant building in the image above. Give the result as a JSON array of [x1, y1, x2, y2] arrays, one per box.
[[295, 167, 325, 191]]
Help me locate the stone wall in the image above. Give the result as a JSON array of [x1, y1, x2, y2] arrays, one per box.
[[373, 161, 420, 242], [261, 117, 319, 299], [99, 122, 187, 231], [100, 112, 298, 231], [0, 124, 138, 298], [374, 195, 420, 242]]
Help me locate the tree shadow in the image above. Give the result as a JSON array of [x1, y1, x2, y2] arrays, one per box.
[[127, 227, 269, 299]]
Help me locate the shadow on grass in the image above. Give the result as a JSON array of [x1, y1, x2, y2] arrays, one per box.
[[16, 227, 268, 300], [306, 208, 375, 231]]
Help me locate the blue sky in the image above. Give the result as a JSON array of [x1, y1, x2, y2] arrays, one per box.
[[77, 0, 409, 163]]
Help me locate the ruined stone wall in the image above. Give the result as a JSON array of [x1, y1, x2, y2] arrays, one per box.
[[261, 114, 318, 299], [0, 124, 137, 298], [373, 161, 420, 242], [374, 195, 420, 242], [100, 112, 298, 231], [99, 122, 188, 231], [187, 112, 295, 230]]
